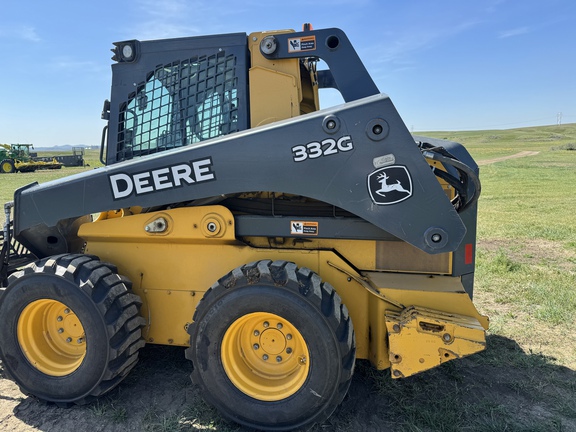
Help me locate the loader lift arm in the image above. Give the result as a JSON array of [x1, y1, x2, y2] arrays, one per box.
[[13, 94, 469, 259]]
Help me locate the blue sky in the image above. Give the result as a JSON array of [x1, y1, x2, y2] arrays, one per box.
[[1, 0, 575, 147]]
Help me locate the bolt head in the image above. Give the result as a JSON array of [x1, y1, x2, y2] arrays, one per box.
[[57, 316, 63, 322], [286, 334, 292, 340], [66, 337, 72, 343], [58, 328, 64, 334], [286, 347, 293, 354], [262, 354, 269, 361], [276, 323, 283, 329], [253, 330, 260, 336], [276, 356, 282, 362], [253, 344, 260, 350], [263, 321, 269, 328]]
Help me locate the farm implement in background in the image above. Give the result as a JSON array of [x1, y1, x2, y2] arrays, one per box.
[[0, 144, 62, 173]]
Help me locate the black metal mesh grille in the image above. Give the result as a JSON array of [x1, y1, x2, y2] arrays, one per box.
[[116, 50, 239, 161]]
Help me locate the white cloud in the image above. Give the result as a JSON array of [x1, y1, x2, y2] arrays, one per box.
[[366, 19, 482, 66], [0, 24, 41, 42], [129, 0, 205, 40], [498, 27, 529, 39]]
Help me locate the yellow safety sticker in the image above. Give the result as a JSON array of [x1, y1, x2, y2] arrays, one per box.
[[288, 36, 316, 53], [290, 221, 319, 235]]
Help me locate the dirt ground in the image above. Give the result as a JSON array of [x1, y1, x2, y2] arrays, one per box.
[[1, 334, 575, 432]]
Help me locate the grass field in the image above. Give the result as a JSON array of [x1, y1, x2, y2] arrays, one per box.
[[424, 124, 576, 366], [1, 124, 575, 431]]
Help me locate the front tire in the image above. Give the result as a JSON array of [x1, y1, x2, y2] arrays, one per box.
[[0, 159, 16, 173], [186, 260, 355, 431], [0, 254, 145, 405]]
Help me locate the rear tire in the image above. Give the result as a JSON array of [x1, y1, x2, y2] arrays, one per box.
[[0, 254, 145, 405], [0, 159, 16, 173], [186, 260, 355, 431]]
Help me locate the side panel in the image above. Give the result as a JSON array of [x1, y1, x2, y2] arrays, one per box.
[[248, 29, 320, 127], [78, 206, 485, 371]]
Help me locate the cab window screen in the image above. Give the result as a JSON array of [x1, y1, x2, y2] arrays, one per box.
[[116, 50, 239, 161]]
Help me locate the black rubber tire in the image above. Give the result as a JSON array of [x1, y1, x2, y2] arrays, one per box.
[[0, 254, 145, 405], [186, 260, 356, 431], [0, 159, 16, 173]]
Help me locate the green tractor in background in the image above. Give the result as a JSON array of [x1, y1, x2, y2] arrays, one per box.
[[0, 144, 62, 173]]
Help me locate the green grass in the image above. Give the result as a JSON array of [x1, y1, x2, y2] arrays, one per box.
[[420, 124, 576, 367]]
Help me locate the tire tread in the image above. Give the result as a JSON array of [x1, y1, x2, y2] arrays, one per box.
[[186, 259, 356, 431], [3, 253, 145, 405]]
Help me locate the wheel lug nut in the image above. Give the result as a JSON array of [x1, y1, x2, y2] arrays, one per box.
[[57, 316, 63, 322], [276, 356, 282, 362], [263, 321, 269, 328], [299, 356, 307, 365], [286, 347, 292, 354], [64, 308, 70, 314], [253, 330, 260, 336], [286, 334, 292, 340], [277, 323, 283, 329], [66, 337, 72, 343], [253, 344, 259, 350], [77, 338, 84, 344], [58, 328, 64, 334], [262, 354, 269, 361]]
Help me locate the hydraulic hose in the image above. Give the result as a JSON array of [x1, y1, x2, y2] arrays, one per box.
[[421, 147, 481, 213]]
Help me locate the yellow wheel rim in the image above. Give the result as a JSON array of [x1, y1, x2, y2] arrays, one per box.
[[221, 312, 310, 401], [17, 299, 87, 376], [2, 162, 13, 172]]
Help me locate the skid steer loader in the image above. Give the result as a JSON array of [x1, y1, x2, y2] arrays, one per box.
[[0, 25, 487, 431]]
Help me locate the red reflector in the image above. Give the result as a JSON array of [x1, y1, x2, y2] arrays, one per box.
[[465, 243, 474, 265]]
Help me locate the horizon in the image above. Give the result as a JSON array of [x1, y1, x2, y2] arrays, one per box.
[[23, 122, 576, 149]]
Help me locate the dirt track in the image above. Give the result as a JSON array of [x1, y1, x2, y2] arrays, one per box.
[[477, 150, 540, 165]]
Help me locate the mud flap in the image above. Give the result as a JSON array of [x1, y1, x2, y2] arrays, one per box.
[[385, 306, 486, 378]]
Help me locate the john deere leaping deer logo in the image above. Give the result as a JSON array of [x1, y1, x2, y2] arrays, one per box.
[[375, 172, 410, 196], [367, 165, 413, 205]]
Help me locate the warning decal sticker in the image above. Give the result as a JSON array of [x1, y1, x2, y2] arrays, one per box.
[[288, 36, 316, 53], [290, 221, 319, 236]]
